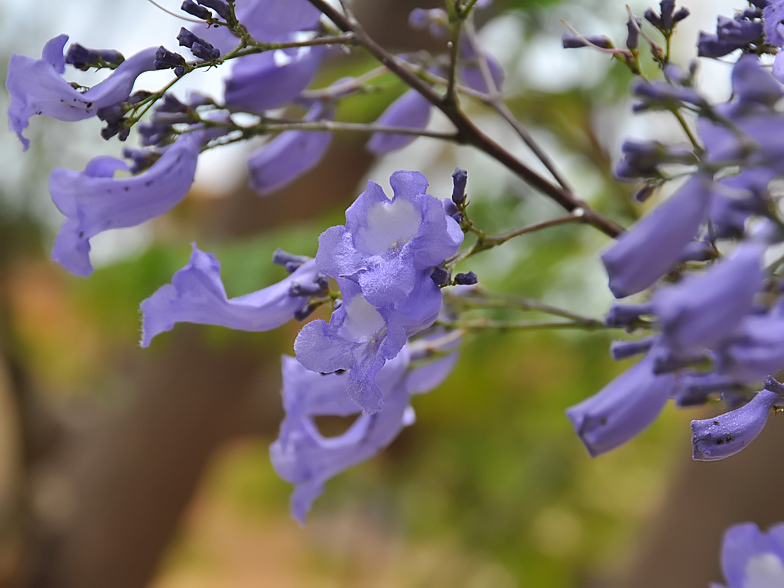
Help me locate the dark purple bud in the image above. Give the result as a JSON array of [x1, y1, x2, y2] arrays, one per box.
[[673, 7, 690, 22], [454, 271, 478, 285], [138, 122, 171, 147], [610, 336, 657, 360], [451, 168, 468, 205], [561, 34, 613, 49], [181, 0, 211, 19], [626, 17, 642, 50], [289, 278, 329, 297], [660, 0, 676, 29], [431, 266, 450, 287], [748, 0, 769, 7], [122, 147, 161, 174], [154, 46, 186, 70], [65, 43, 125, 71], [96, 102, 127, 124], [691, 389, 780, 460], [634, 184, 657, 202], [293, 301, 321, 322], [272, 249, 311, 272], [157, 94, 189, 113], [197, 0, 231, 20], [177, 28, 220, 60], [644, 8, 662, 28], [605, 303, 653, 328]]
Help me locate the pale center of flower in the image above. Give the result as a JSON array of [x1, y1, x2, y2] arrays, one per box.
[[358, 198, 421, 256], [744, 552, 784, 588], [341, 294, 385, 341]]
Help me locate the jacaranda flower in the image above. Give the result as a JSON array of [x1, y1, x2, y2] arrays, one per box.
[[601, 174, 714, 298], [366, 90, 432, 154], [50, 130, 203, 277], [140, 244, 323, 346], [713, 522, 784, 588], [246, 102, 333, 195], [691, 388, 781, 461], [224, 46, 325, 114], [566, 352, 675, 457], [7, 35, 157, 150]]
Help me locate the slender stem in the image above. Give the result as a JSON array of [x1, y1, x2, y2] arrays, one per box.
[[670, 107, 703, 154], [436, 318, 608, 331], [444, 7, 462, 104], [305, 0, 624, 239], [444, 289, 601, 324], [145, 0, 204, 22], [458, 0, 480, 18], [446, 211, 585, 267]]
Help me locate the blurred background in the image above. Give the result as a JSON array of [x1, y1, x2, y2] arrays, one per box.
[[1, 0, 783, 587]]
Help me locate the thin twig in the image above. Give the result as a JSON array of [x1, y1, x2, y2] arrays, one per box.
[[145, 0, 205, 23], [305, 0, 624, 239], [436, 318, 608, 331], [446, 210, 585, 267]]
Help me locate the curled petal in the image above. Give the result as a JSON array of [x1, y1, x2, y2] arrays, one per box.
[[247, 102, 332, 195], [7, 35, 157, 150], [50, 131, 203, 277], [366, 90, 432, 154], [691, 390, 780, 461], [270, 348, 411, 524], [140, 246, 320, 346]]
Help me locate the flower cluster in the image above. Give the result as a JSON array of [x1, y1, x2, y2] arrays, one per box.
[[565, 1, 784, 462]]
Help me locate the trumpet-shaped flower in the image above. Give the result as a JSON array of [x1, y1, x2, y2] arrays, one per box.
[[140, 245, 324, 346], [50, 131, 203, 277], [566, 353, 675, 457], [366, 89, 432, 154], [601, 174, 714, 298], [247, 102, 333, 195], [691, 389, 781, 461], [7, 35, 157, 150], [224, 46, 324, 114]]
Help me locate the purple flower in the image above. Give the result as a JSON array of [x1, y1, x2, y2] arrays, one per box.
[[224, 46, 324, 114], [601, 174, 714, 298], [246, 102, 333, 195], [294, 278, 410, 414], [764, 1, 784, 45], [713, 522, 784, 588], [140, 245, 323, 346], [566, 353, 675, 457], [366, 89, 432, 154], [271, 335, 457, 523], [315, 170, 463, 313], [50, 131, 203, 277], [652, 242, 764, 351], [7, 35, 157, 150], [270, 348, 411, 523], [691, 389, 781, 461]]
